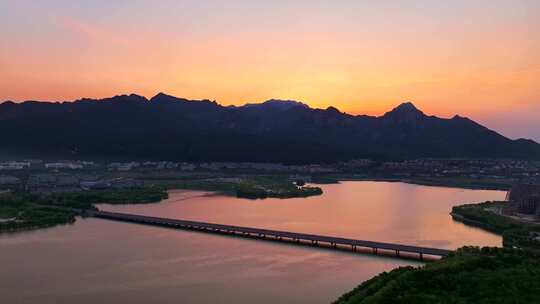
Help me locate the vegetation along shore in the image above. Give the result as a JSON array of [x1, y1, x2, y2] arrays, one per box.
[[0, 187, 168, 232]]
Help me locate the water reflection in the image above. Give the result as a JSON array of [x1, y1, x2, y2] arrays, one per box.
[[100, 181, 503, 249], [0, 182, 504, 304]]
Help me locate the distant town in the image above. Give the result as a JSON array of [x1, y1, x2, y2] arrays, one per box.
[[1, 158, 539, 194]]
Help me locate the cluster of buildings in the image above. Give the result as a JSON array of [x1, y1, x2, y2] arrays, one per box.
[[374, 159, 540, 178], [0, 175, 22, 189], [0, 161, 31, 170], [0, 158, 539, 180], [0, 160, 95, 171], [506, 180, 540, 216], [26, 175, 143, 194], [103, 159, 539, 177], [197, 162, 338, 173], [104, 161, 338, 173], [0, 172, 144, 194], [108, 161, 178, 171]]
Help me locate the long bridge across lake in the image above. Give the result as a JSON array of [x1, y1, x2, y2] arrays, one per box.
[[86, 210, 452, 260]]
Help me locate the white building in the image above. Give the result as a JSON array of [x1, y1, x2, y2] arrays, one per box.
[[45, 162, 84, 170], [0, 162, 31, 170]]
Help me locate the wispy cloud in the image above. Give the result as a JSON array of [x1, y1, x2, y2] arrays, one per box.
[[51, 15, 131, 47]]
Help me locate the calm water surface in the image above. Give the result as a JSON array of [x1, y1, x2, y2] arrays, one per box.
[[0, 182, 504, 304]]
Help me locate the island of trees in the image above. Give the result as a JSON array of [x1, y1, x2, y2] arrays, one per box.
[[0, 188, 168, 232]]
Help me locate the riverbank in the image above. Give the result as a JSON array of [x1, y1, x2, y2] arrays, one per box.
[[0, 174, 323, 233], [451, 201, 540, 251], [334, 198, 540, 303], [312, 174, 513, 191], [0, 187, 168, 233], [334, 246, 540, 303], [0, 174, 322, 233], [2, 174, 501, 234], [141, 173, 510, 200]]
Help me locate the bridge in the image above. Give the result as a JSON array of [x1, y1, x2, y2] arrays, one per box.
[[86, 210, 453, 260]]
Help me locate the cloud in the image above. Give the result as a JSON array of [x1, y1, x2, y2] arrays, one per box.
[[51, 15, 130, 47]]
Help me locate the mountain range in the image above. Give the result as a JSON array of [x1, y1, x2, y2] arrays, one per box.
[[1, 93, 539, 162]]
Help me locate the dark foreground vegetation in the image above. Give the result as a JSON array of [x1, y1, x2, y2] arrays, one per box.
[[335, 247, 540, 304], [0, 187, 167, 232], [337, 202, 540, 303]]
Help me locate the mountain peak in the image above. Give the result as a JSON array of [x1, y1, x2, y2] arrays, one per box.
[[150, 92, 185, 103], [103, 94, 148, 103], [1, 94, 540, 160], [152, 92, 171, 99], [383, 101, 425, 122], [263, 99, 308, 107], [0, 100, 16, 106], [243, 99, 309, 110], [395, 102, 419, 111], [325, 106, 341, 114]]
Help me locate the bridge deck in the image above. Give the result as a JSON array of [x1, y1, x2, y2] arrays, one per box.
[[88, 210, 452, 259]]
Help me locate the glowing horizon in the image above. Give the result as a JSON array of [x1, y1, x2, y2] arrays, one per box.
[[1, 0, 539, 140]]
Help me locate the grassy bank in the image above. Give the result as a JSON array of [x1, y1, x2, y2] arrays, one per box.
[[0, 194, 76, 232], [0, 187, 167, 233], [40, 187, 169, 209], [451, 201, 540, 250], [335, 247, 540, 304]]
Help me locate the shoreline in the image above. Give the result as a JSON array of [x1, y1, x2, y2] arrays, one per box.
[[311, 176, 511, 191], [1, 177, 506, 235]]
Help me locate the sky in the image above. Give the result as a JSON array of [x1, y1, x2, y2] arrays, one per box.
[[1, 0, 539, 141]]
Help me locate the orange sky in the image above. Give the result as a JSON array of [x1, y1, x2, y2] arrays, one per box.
[[1, 1, 539, 140]]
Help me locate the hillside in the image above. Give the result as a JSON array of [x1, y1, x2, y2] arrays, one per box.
[[1, 93, 539, 162], [334, 247, 540, 304]]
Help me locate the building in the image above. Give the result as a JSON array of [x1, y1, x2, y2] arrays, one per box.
[[506, 182, 540, 215], [108, 162, 140, 171], [27, 174, 58, 194], [0, 175, 21, 189], [55, 175, 82, 193], [0, 161, 30, 170], [45, 162, 84, 170], [110, 178, 144, 189]]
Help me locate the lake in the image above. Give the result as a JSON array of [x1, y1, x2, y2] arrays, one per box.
[[0, 181, 505, 303]]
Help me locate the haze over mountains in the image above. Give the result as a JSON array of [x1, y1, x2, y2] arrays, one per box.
[[1, 93, 539, 163]]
